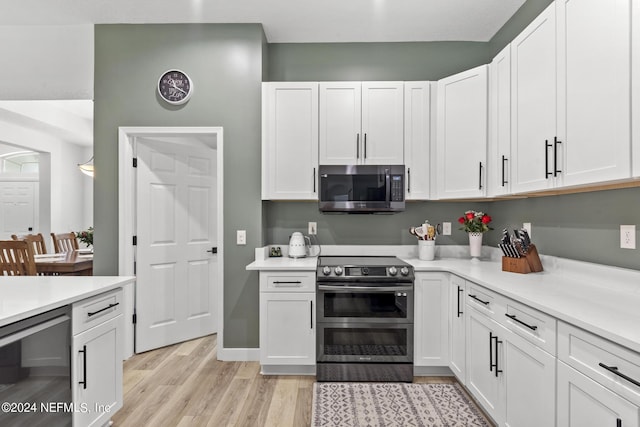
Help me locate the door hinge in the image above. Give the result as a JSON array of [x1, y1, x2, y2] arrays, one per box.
[[133, 158, 137, 167], [132, 313, 137, 324], [133, 235, 137, 246]]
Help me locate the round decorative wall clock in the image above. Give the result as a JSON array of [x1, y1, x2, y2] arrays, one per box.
[[157, 69, 193, 105]]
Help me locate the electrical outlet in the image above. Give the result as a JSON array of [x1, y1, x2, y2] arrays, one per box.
[[523, 222, 532, 238], [308, 222, 317, 235], [620, 225, 636, 249], [442, 222, 451, 235], [237, 230, 246, 245]]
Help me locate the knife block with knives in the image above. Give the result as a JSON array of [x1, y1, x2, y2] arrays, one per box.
[[499, 228, 543, 274]]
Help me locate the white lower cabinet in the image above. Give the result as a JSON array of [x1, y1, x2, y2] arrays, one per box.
[[467, 306, 505, 423], [414, 272, 449, 367], [72, 289, 124, 427], [449, 275, 466, 383], [466, 285, 556, 427], [558, 361, 640, 427], [259, 272, 315, 371]]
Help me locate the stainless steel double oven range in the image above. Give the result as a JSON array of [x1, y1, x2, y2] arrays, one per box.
[[316, 256, 415, 382]]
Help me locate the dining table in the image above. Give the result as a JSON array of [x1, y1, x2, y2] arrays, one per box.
[[34, 250, 93, 276]]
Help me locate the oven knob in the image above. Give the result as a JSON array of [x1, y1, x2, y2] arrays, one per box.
[[388, 266, 398, 276], [322, 266, 331, 276], [400, 267, 410, 276], [334, 266, 343, 276]]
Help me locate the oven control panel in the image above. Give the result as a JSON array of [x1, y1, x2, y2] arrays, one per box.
[[318, 265, 413, 279]]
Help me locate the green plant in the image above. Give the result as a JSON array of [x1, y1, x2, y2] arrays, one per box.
[[77, 226, 94, 247], [458, 211, 492, 233]]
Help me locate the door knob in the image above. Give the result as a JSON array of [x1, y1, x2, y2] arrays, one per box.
[[206, 247, 218, 254]]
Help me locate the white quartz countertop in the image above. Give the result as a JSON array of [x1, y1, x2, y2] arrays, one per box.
[[0, 276, 135, 327], [246, 245, 640, 354]]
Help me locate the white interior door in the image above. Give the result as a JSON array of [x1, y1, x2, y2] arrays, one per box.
[[0, 181, 38, 239], [135, 136, 217, 352]]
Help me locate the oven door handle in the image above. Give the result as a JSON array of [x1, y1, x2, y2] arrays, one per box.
[[318, 285, 413, 292]]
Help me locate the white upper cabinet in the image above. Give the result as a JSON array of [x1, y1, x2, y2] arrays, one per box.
[[488, 44, 512, 197], [319, 82, 404, 165], [556, 0, 631, 187], [436, 65, 488, 199], [262, 82, 319, 200], [510, 2, 557, 194], [634, 1, 640, 177], [404, 81, 431, 200], [319, 82, 361, 164]]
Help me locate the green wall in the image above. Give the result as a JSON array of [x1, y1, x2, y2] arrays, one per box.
[[267, 42, 489, 82], [94, 24, 265, 348]]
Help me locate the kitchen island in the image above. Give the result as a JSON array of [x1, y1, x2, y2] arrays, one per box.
[[0, 275, 134, 327], [0, 275, 135, 427]]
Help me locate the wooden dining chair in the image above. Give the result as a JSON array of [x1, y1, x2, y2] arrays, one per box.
[[0, 240, 38, 276], [11, 233, 48, 255], [51, 232, 79, 253]]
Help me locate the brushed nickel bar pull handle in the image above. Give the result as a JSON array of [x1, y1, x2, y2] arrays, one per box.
[[501, 155, 508, 186], [457, 286, 463, 317], [407, 168, 411, 193], [356, 134, 360, 159]]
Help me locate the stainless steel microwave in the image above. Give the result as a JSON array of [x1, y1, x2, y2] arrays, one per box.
[[318, 165, 405, 213]]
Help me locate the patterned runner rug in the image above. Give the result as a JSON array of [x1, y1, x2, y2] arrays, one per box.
[[312, 382, 491, 427]]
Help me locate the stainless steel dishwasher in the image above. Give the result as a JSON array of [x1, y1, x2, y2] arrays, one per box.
[[0, 306, 71, 427]]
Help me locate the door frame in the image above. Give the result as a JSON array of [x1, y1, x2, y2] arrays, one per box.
[[118, 126, 224, 357]]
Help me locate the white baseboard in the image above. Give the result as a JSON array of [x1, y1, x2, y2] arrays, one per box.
[[217, 347, 260, 361]]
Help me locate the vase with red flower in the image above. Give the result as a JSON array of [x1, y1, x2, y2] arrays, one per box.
[[458, 211, 492, 260]]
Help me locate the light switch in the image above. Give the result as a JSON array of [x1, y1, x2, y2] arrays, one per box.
[[237, 230, 246, 245]]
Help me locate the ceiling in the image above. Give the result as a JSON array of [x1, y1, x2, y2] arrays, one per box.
[[0, 100, 93, 147], [0, 0, 527, 148], [2, 0, 526, 43]]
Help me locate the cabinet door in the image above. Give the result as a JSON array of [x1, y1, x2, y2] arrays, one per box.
[[262, 82, 319, 200], [558, 361, 640, 427], [72, 315, 123, 427], [634, 0, 640, 177], [436, 65, 488, 199], [488, 44, 512, 196], [466, 306, 505, 424], [361, 82, 404, 165], [260, 292, 315, 365], [319, 82, 362, 165], [449, 275, 466, 382], [556, 0, 631, 187], [510, 3, 557, 193], [414, 272, 449, 366], [502, 330, 556, 427], [404, 82, 431, 199]]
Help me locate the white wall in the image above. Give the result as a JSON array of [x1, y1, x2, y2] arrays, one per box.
[[0, 116, 91, 243], [0, 25, 93, 100]]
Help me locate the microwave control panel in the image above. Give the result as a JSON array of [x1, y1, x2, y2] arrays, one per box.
[[391, 175, 404, 201]]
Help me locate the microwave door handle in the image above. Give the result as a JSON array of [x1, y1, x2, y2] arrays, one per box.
[[385, 170, 391, 205]]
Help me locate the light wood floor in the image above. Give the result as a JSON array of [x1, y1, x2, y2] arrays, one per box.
[[111, 334, 490, 427]]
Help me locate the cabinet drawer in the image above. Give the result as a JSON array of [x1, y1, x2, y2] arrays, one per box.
[[501, 298, 556, 356], [558, 321, 640, 406], [260, 272, 315, 292], [72, 288, 123, 335], [466, 283, 503, 320]]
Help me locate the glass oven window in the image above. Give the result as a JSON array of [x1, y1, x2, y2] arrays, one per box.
[[323, 292, 408, 318], [320, 173, 386, 202], [322, 327, 408, 357]]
